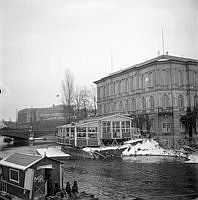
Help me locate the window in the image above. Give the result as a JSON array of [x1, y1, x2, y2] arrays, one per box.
[[121, 121, 130, 134], [104, 104, 106, 114], [114, 102, 117, 112], [112, 121, 120, 138], [117, 81, 120, 94], [131, 99, 136, 111], [161, 70, 168, 86], [125, 99, 129, 112], [149, 96, 155, 109], [102, 121, 111, 134], [144, 74, 150, 88], [66, 128, 70, 137], [70, 127, 75, 138], [194, 95, 198, 108], [121, 79, 125, 93], [162, 123, 171, 133], [107, 84, 109, 96], [162, 94, 170, 108], [178, 95, 184, 108], [77, 127, 86, 138], [130, 76, 133, 91], [113, 82, 115, 95], [142, 97, 146, 110], [119, 101, 123, 112], [178, 70, 183, 86], [194, 71, 198, 86], [88, 127, 97, 138], [125, 78, 128, 92], [9, 169, 19, 183]]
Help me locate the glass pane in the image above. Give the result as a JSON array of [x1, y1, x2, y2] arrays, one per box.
[[10, 170, 18, 182]]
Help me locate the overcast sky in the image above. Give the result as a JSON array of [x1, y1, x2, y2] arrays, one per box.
[[0, 0, 198, 121]]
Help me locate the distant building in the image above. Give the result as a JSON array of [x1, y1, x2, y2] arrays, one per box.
[[17, 105, 67, 130], [0, 120, 16, 128], [94, 54, 198, 148]]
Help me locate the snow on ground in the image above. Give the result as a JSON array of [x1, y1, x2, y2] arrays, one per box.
[[82, 139, 144, 153], [37, 146, 70, 158], [83, 145, 126, 153], [185, 154, 198, 163], [122, 139, 184, 157], [83, 138, 186, 158]]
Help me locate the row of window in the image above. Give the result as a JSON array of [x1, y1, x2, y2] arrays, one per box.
[[98, 69, 198, 99], [57, 127, 98, 138], [102, 121, 131, 135], [99, 94, 198, 114], [58, 121, 132, 138]]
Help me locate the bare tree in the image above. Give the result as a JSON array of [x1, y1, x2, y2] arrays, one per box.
[[73, 85, 96, 120], [61, 69, 74, 123], [74, 85, 82, 121], [79, 86, 90, 119], [89, 84, 97, 116]]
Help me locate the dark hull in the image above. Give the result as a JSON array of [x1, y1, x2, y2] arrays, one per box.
[[93, 147, 127, 159], [61, 145, 94, 159]]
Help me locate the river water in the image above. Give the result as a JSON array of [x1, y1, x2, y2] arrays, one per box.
[[0, 137, 198, 200]]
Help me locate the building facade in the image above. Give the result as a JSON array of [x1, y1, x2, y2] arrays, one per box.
[[94, 54, 198, 148]]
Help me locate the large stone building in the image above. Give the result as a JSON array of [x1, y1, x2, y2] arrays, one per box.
[[17, 105, 66, 130], [94, 54, 198, 148]]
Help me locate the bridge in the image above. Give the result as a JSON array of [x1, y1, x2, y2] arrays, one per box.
[[0, 127, 56, 142], [0, 127, 30, 140]]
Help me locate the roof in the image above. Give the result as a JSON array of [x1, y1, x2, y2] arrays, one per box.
[[94, 54, 198, 84], [0, 153, 61, 171], [57, 114, 133, 128]]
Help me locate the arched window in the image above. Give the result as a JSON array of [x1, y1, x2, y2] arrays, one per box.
[[194, 95, 198, 108], [162, 94, 170, 108], [142, 97, 146, 110], [131, 99, 136, 111], [178, 95, 184, 108], [149, 96, 155, 108]]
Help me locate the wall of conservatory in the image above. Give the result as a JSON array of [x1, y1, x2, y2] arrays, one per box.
[[56, 114, 137, 147]]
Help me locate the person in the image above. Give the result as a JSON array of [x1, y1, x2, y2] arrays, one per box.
[[65, 182, 72, 197], [53, 182, 60, 195], [72, 181, 78, 194]]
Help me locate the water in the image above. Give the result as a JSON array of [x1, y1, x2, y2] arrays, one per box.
[[0, 137, 198, 200]]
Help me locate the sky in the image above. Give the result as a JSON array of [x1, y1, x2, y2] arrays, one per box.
[[0, 0, 197, 121]]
